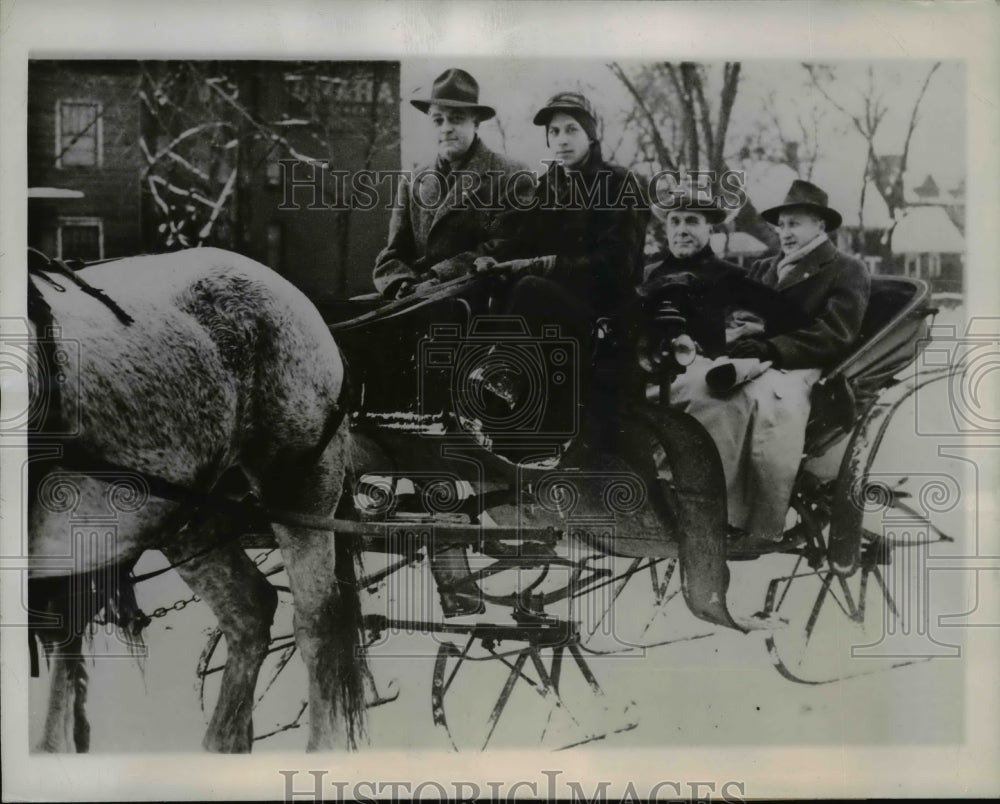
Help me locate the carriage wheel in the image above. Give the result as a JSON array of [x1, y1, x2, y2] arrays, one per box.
[[574, 412, 720, 654], [574, 555, 715, 655], [429, 621, 636, 751], [759, 496, 933, 684]]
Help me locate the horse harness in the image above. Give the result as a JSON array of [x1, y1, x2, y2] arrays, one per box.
[[26, 251, 353, 673]]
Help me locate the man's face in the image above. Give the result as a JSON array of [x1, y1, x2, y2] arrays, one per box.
[[547, 111, 591, 169], [775, 210, 826, 255], [666, 211, 713, 258], [429, 104, 478, 162]]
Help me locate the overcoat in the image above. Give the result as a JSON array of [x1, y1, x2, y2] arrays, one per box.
[[372, 137, 531, 297], [643, 245, 802, 358], [490, 156, 650, 316], [668, 238, 871, 540], [748, 239, 871, 370]]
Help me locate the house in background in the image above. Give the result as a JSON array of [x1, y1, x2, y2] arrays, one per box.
[[28, 62, 145, 263], [739, 152, 965, 296], [27, 60, 402, 301], [891, 192, 965, 294]]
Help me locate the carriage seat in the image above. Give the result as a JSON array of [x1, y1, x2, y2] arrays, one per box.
[[804, 275, 933, 457], [327, 279, 494, 416]]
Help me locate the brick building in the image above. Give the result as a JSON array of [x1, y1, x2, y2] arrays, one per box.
[[27, 60, 401, 301]]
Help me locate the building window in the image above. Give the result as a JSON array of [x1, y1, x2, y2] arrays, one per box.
[[58, 217, 103, 262], [56, 100, 103, 168]]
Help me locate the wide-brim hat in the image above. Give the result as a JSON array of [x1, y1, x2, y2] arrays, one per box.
[[410, 68, 496, 121], [761, 179, 842, 232], [532, 91, 598, 131]]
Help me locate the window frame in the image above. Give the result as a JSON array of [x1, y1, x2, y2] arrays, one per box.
[[57, 216, 104, 262], [55, 99, 104, 169]]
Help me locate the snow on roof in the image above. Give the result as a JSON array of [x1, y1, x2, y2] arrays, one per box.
[[892, 205, 965, 254]]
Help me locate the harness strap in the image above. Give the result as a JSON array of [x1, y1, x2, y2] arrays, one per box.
[[42, 359, 352, 585], [28, 248, 134, 326]]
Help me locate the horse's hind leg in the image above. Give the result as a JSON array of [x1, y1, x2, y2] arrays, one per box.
[[163, 517, 277, 753], [263, 427, 367, 752]]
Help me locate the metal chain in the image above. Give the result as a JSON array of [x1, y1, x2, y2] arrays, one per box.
[[148, 594, 201, 620], [137, 550, 273, 623]]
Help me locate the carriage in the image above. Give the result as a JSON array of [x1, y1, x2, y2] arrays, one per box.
[[185, 265, 953, 750]]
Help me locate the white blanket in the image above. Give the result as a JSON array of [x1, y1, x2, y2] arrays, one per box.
[[668, 356, 822, 540]]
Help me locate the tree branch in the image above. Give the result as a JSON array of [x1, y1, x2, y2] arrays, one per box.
[[713, 62, 741, 171], [899, 62, 941, 180], [689, 64, 715, 172], [608, 62, 677, 171]]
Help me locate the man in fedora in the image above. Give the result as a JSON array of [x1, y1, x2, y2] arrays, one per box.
[[642, 190, 792, 358], [669, 179, 870, 550], [372, 68, 532, 300]]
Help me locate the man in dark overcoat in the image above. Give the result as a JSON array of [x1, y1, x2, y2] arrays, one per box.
[[372, 68, 532, 299], [670, 180, 871, 548], [642, 193, 794, 358]]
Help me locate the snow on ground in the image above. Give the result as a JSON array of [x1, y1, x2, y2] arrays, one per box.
[[28, 304, 984, 754]]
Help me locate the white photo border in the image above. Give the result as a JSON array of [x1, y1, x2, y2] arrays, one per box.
[[2, 1, 998, 800]]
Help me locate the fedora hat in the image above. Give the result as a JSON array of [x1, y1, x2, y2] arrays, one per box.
[[761, 179, 842, 231], [410, 68, 496, 120]]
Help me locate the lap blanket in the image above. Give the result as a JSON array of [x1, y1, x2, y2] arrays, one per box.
[[667, 356, 822, 540]]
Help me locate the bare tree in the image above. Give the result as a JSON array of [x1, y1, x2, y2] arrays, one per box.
[[138, 60, 398, 291], [610, 61, 741, 175], [804, 61, 941, 254], [737, 87, 827, 181], [609, 61, 779, 251]]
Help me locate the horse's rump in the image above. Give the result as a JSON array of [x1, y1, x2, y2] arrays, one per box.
[[28, 247, 348, 569]]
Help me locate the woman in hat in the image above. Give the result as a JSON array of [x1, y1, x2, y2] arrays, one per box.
[[475, 91, 650, 423], [372, 68, 531, 300]]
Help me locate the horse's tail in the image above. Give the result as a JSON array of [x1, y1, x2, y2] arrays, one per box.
[[323, 428, 369, 749], [29, 563, 148, 676], [330, 513, 371, 750], [30, 564, 145, 753]]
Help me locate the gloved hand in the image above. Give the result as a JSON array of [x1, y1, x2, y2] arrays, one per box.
[[393, 280, 416, 299], [726, 337, 778, 363], [412, 277, 442, 296], [485, 256, 557, 278], [473, 256, 497, 274]]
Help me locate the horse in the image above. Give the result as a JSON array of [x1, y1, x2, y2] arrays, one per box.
[[26, 247, 367, 753]]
